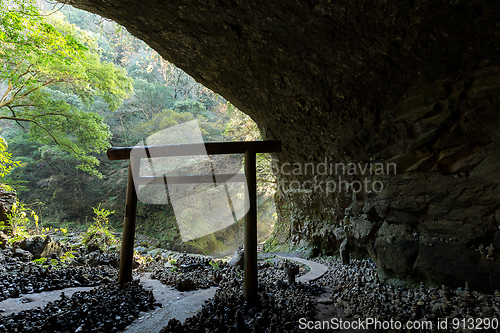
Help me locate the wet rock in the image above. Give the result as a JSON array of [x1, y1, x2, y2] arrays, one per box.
[[134, 246, 147, 255], [228, 246, 244, 269], [19, 236, 46, 259], [339, 238, 350, 265], [148, 248, 161, 258], [86, 240, 101, 254], [13, 248, 25, 258], [176, 279, 193, 292], [317, 297, 333, 304]]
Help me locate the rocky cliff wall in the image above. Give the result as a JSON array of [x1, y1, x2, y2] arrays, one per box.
[[274, 70, 500, 291]]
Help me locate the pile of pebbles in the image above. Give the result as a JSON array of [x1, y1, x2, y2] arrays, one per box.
[[74, 251, 121, 268], [153, 252, 322, 332], [152, 253, 309, 292], [0, 245, 119, 302], [151, 254, 223, 291], [0, 280, 158, 333], [160, 274, 322, 332], [313, 257, 500, 330], [0, 265, 117, 301], [258, 256, 309, 280]]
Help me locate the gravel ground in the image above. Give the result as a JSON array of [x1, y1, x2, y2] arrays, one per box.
[[0, 280, 158, 333], [2, 232, 499, 333], [160, 276, 323, 333], [312, 257, 500, 332]]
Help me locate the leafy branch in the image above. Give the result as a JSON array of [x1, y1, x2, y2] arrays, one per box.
[[0, 0, 133, 175]]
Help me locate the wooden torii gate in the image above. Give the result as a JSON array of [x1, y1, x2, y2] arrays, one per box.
[[107, 140, 281, 303]]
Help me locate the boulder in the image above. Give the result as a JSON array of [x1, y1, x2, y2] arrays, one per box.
[[19, 236, 46, 258], [86, 251, 100, 267], [20, 236, 63, 259], [373, 223, 419, 279], [148, 248, 161, 258], [40, 241, 63, 259], [228, 246, 244, 269], [176, 279, 193, 292], [134, 246, 148, 255], [13, 248, 25, 258], [86, 240, 101, 254], [339, 238, 350, 265]]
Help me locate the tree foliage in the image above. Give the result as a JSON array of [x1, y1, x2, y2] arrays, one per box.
[[223, 103, 276, 197], [0, 136, 18, 177], [0, 0, 133, 175]]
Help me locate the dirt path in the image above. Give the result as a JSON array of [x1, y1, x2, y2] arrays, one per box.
[[122, 273, 216, 333]]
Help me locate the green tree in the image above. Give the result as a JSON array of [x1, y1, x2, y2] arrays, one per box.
[[223, 103, 276, 197], [0, 0, 133, 175], [0, 136, 19, 177], [129, 79, 174, 121], [173, 99, 208, 118]]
